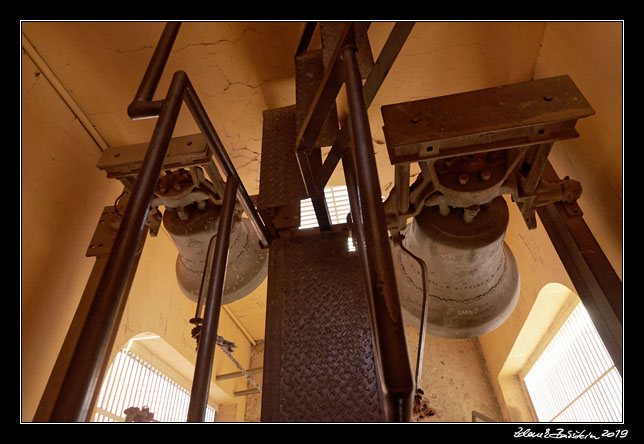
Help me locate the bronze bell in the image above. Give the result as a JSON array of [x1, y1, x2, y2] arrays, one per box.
[[393, 196, 520, 338], [162, 201, 268, 305]]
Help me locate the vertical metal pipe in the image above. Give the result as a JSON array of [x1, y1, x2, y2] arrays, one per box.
[[187, 177, 238, 422], [49, 71, 187, 422], [342, 152, 372, 298], [342, 44, 414, 422]]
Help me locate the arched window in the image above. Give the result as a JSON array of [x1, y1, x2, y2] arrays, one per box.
[[521, 299, 622, 422], [92, 334, 217, 422]]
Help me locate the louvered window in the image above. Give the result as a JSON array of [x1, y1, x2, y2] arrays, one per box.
[[300, 185, 355, 251], [93, 348, 216, 422], [300, 185, 352, 229], [523, 302, 622, 422]]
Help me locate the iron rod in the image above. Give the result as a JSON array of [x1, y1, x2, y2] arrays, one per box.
[[314, 22, 415, 192], [394, 236, 429, 388], [342, 45, 414, 422], [394, 164, 410, 233], [295, 22, 317, 57], [187, 177, 238, 422], [294, 24, 352, 229], [128, 22, 182, 119], [49, 71, 186, 422], [342, 152, 379, 353], [183, 79, 273, 247]]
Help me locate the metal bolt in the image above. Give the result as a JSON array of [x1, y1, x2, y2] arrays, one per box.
[[197, 200, 207, 210], [177, 206, 189, 220], [174, 180, 182, 191], [463, 205, 481, 223], [158, 183, 167, 193], [458, 173, 469, 185], [480, 169, 492, 181], [543, 94, 553, 101]]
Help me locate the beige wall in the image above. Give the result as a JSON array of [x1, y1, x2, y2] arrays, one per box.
[[21, 50, 123, 420], [533, 22, 623, 278]]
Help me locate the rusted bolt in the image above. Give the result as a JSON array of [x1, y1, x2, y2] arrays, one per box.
[[174, 180, 182, 191], [480, 169, 492, 181], [158, 183, 167, 193], [411, 117, 420, 124], [458, 173, 469, 185], [543, 94, 553, 101], [197, 200, 207, 210]]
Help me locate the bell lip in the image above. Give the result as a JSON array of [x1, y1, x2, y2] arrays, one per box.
[[412, 196, 509, 250], [173, 217, 269, 305]]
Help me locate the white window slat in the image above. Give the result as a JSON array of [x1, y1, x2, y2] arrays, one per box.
[[93, 348, 217, 422], [524, 303, 622, 422]]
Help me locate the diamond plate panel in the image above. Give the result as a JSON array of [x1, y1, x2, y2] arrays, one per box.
[[261, 233, 385, 422], [258, 105, 307, 212], [295, 49, 340, 148]]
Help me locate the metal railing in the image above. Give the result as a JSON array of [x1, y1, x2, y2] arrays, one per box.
[[48, 21, 416, 423], [48, 22, 273, 422]]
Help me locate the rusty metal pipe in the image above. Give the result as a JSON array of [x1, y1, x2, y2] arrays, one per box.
[[393, 235, 429, 388], [342, 45, 414, 422], [183, 79, 273, 247], [49, 71, 187, 422], [128, 22, 182, 119], [187, 177, 238, 422]]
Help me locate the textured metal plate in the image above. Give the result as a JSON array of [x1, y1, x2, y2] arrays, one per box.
[[258, 106, 307, 213], [295, 49, 340, 148], [382, 75, 595, 164], [261, 233, 385, 422], [320, 22, 374, 79]]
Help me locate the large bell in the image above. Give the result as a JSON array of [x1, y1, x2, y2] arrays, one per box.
[[162, 201, 268, 305], [393, 196, 520, 338]]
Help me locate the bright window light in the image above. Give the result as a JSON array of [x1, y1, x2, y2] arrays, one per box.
[[523, 302, 622, 422], [93, 348, 217, 422], [300, 185, 355, 251]]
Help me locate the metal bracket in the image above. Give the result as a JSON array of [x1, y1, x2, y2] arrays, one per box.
[[86, 206, 121, 257], [380, 75, 594, 231]]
